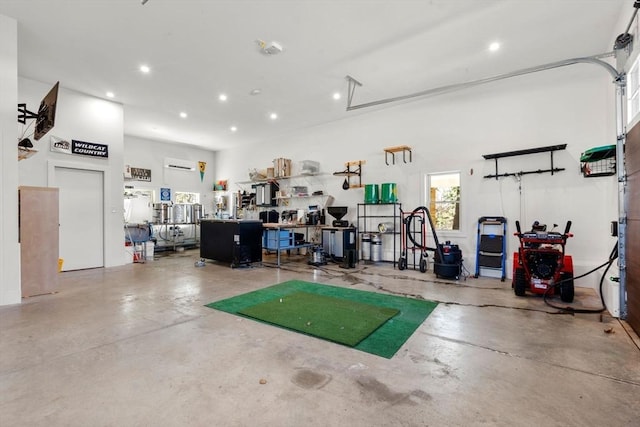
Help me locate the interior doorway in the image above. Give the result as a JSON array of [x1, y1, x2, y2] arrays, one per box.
[[54, 166, 105, 271]]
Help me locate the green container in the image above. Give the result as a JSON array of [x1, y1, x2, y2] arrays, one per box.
[[580, 145, 616, 162], [364, 184, 380, 204], [380, 183, 398, 203]]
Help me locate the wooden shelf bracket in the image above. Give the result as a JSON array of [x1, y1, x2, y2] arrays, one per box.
[[383, 145, 412, 165], [333, 160, 365, 188]]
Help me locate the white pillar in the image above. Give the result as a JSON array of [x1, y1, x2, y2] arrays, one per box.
[[0, 14, 21, 305]]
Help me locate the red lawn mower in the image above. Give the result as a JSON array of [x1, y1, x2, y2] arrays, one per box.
[[512, 220, 574, 302]]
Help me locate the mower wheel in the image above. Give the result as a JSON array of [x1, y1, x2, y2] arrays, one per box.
[[419, 257, 427, 273], [559, 272, 574, 303], [398, 257, 407, 271], [514, 268, 526, 297]]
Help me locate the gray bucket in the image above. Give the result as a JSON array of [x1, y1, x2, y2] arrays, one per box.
[[371, 233, 382, 262], [361, 233, 371, 260]]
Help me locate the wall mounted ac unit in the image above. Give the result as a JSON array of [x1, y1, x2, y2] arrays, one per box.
[[164, 157, 196, 171]]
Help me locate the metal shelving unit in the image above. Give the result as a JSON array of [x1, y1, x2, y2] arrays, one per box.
[[356, 203, 402, 267]]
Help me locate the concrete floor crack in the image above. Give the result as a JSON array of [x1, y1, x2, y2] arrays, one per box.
[[426, 332, 640, 388], [264, 263, 572, 315]]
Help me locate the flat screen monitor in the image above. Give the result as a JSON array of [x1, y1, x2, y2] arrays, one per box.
[[34, 81, 59, 141]]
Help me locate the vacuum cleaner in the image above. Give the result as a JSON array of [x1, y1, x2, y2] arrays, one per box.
[[399, 206, 463, 280]]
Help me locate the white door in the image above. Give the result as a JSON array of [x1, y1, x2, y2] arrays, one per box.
[[55, 167, 104, 271]]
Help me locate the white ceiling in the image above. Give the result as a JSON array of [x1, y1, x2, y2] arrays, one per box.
[[0, 0, 630, 151]]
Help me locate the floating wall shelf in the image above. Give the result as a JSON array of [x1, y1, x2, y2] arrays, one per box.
[[236, 173, 325, 185], [383, 145, 412, 165]]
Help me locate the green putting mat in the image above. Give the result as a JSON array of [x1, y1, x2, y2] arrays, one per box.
[[205, 280, 438, 358], [238, 291, 399, 347]]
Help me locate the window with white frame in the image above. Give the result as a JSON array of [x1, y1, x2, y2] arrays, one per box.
[[427, 172, 461, 231], [124, 187, 154, 201], [175, 191, 200, 204], [123, 187, 154, 223]]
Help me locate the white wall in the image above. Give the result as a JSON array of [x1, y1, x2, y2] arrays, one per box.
[[18, 77, 126, 267], [0, 14, 20, 306], [217, 65, 618, 288], [16, 80, 217, 271], [123, 136, 216, 217]]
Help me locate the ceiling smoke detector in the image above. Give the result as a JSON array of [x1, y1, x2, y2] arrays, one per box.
[[256, 39, 283, 55]]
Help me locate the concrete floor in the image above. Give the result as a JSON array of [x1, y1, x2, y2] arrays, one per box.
[[1, 249, 639, 426]]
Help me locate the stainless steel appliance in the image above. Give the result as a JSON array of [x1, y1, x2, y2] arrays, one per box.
[[153, 203, 170, 223], [308, 245, 327, 266], [253, 183, 277, 207], [216, 192, 237, 219], [192, 203, 203, 222], [322, 227, 356, 267], [172, 204, 187, 223]]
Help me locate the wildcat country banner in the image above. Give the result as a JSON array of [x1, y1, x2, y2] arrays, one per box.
[[51, 136, 108, 158]]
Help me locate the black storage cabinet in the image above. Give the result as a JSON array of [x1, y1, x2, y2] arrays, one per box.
[[200, 219, 263, 267]]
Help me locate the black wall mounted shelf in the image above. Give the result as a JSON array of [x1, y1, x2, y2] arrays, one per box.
[[482, 144, 567, 179]]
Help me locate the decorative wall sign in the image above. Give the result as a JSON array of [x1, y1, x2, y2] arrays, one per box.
[[160, 188, 171, 202], [49, 136, 109, 158], [50, 135, 71, 153], [198, 161, 206, 182], [71, 139, 109, 158], [131, 167, 151, 182]]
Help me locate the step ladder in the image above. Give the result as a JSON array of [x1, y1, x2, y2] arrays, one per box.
[[474, 216, 507, 281]]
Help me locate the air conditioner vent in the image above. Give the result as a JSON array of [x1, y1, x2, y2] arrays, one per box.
[[164, 157, 196, 171]]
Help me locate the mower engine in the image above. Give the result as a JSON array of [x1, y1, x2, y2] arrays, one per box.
[[512, 220, 575, 302], [525, 251, 560, 280]]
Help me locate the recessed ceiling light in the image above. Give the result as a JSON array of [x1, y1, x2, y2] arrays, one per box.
[[333, 92, 341, 100], [219, 94, 228, 102], [139, 64, 151, 73], [179, 112, 188, 118], [269, 113, 278, 120], [230, 126, 237, 132], [489, 42, 500, 52], [106, 91, 115, 98], [250, 88, 262, 96]]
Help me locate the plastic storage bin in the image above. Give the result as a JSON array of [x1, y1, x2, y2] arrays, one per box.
[[263, 230, 294, 250]]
